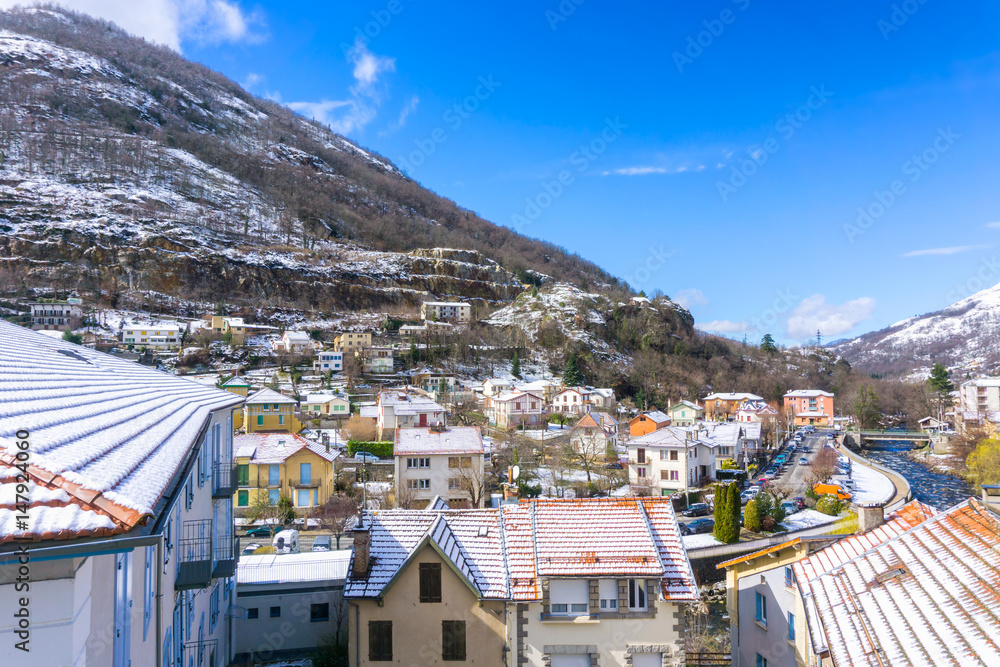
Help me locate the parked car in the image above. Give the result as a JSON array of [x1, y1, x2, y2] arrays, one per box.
[[798, 457, 809, 465], [686, 518, 715, 534], [604, 462, 624, 469], [272, 529, 300, 554], [241, 542, 262, 555], [311, 535, 332, 552], [246, 525, 277, 538], [682, 503, 712, 517], [354, 452, 380, 463], [792, 496, 806, 509], [781, 500, 800, 516]]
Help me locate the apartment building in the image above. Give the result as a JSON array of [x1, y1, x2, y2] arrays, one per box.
[[376, 390, 447, 440], [957, 377, 1000, 433], [0, 320, 243, 667], [420, 300, 472, 323], [233, 433, 340, 514], [313, 350, 344, 373], [782, 389, 835, 427], [487, 390, 546, 429], [363, 345, 394, 373], [394, 426, 486, 508], [333, 331, 372, 352], [28, 299, 83, 330], [239, 387, 302, 434], [627, 426, 718, 495], [703, 392, 765, 421], [122, 323, 183, 349]]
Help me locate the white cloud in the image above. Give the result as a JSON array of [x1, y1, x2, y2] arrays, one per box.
[[986, 222, 1000, 229], [1, 0, 266, 51], [288, 38, 396, 136], [673, 288, 707, 309], [242, 72, 263, 88], [379, 95, 419, 137], [785, 294, 875, 340], [698, 320, 749, 334], [902, 244, 991, 257], [602, 165, 698, 176]]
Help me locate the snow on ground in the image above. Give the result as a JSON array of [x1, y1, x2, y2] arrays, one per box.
[[780, 509, 840, 532], [849, 460, 896, 504], [682, 533, 724, 549]]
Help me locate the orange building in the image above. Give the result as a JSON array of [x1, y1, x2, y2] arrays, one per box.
[[783, 389, 835, 427], [628, 410, 670, 438]]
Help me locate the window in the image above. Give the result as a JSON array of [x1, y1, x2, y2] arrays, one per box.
[[298, 489, 311, 506], [756, 654, 768, 667], [788, 612, 795, 641], [419, 563, 442, 602], [237, 464, 249, 486], [143, 546, 155, 640], [408, 479, 419, 489], [278, 414, 285, 426], [237, 490, 249, 507], [407, 458, 418, 469], [637, 467, 646, 478], [300, 462, 311, 484], [442, 620, 467, 661], [209, 585, 219, 632], [369, 620, 392, 661], [598, 580, 618, 611], [550, 579, 588, 616], [310, 603, 330, 622], [420, 479, 430, 490], [628, 579, 646, 611], [270, 606, 280, 618], [755, 592, 767, 624], [247, 608, 258, 619], [670, 470, 679, 481], [268, 489, 279, 504], [670, 450, 678, 461], [268, 465, 279, 486], [637, 448, 646, 463], [449, 478, 461, 490], [785, 566, 794, 588], [257, 415, 263, 426]]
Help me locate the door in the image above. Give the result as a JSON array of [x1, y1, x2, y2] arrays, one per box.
[[632, 654, 662, 667], [418, 413, 427, 427], [550, 655, 590, 667], [113, 552, 132, 667]]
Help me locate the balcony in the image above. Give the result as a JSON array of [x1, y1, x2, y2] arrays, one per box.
[[183, 639, 218, 667], [289, 477, 320, 489], [213, 533, 236, 579], [176, 520, 212, 590], [212, 461, 238, 498]]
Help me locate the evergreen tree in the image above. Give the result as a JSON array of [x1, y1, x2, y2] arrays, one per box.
[[562, 353, 584, 386], [743, 497, 762, 532], [531, 285, 539, 298], [713, 482, 741, 544], [928, 363, 954, 421], [727, 482, 741, 542], [760, 333, 777, 353], [511, 349, 521, 378]]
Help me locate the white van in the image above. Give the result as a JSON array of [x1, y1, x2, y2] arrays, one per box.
[[272, 529, 300, 554]]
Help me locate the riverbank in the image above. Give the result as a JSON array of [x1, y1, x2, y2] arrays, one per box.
[[838, 438, 911, 509]]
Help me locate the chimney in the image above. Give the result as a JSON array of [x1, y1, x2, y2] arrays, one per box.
[[503, 467, 519, 503], [856, 503, 885, 533], [981, 485, 1000, 513], [322, 433, 330, 452], [352, 524, 371, 579]]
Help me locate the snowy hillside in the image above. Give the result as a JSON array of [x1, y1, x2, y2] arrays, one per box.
[[830, 280, 1000, 376]]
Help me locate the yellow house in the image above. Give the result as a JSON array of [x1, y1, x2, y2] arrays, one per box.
[[334, 331, 372, 352], [242, 387, 302, 433], [301, 393, 351, 416], [233, 432, 341, 513], [221, 375, 251, 397]]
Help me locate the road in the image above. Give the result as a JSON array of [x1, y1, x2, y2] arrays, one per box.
[[238, 529, 350, 554]]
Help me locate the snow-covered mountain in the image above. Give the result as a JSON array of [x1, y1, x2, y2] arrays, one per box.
[[830, 281, 1000, 377], [0, 6, 617, 311]]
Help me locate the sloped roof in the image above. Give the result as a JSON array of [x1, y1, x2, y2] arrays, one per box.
[[245, 387, 297, 405], [668, 400, 703, 412], [785, 389, 835, 398], [492, 390, 544, 403], [283, 330, 312, 342], [800, 499, 1000, 666], [304, 393, 349, 404], [704, 392, 764, 402], [0, 320, 243, 544], [394, 427, 484, 456], [236, 432, 340, 464], [222, 376, 251, 387], [632, 410, 670, 424]]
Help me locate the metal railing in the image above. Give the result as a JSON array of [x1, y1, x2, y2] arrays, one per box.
[[176, 520, 212, 590], [182, 639, 218, 667], [213, 533, 236, 579], [212, 461, 238, 498]]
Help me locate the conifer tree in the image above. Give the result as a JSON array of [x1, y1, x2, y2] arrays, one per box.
[[562, 353, 584, 386], [511, 349, 521, 378]]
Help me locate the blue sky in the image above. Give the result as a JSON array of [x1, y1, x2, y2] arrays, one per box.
[[40, 0, 1000, 344]]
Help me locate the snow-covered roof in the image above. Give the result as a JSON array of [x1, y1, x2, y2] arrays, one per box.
[[492, 390, 544, 403], [0, 320, 243, 544], [305, 393, 349, 404], [703, 392, 764, 402], [794, 411, 830, 418], [784, 389, 835, 398], [221, 376, 251, 387], [796, 499, 1000, 666], [669, 400, 702, 412], [245, 387, 298, 405], [236, 433, 340, 464], [394, 427, 484, 456], [635, 410, 670, 424], [345, 498, 698, 604], [122, 324, 181, 332], [962, 377, 1000, 388], [238, 549, 352, 585], [629, 426, 711, 449], [741, 422, 763, 440], [422, 301, 471, 307], [283, 330, 312, 342]]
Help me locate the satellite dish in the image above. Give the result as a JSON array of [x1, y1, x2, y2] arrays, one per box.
[[512, 465, 520, 481]]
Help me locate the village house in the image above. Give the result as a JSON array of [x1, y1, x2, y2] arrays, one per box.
[[628, 410, 671, 437], [313, 349, 344, 373], [515, 379, 563, 404], [122, 323, 183, 349], [698, 421, 747, 468], [782, 389, 835, 427], [376, 389, 447, 439], [344, 497, 698, 667], [735, 399, 780, 423], [410, 369, 458, 397], [420, 300, 472, 323], [482, 377, 512, 397], [363, 345, 394, 373], [569, 411, 620, 457], [301, 393, 351, 417], [333, 331, 372, 352], [552, 386, 592, 414], [211, 315, 274, 343], [221, 375, 252, 397], [238, 387, 303, 434], [627, 426, 718, 495], [957, 377, 1000, 434], [487, 390, 546, 429], [0, 321, 243, 666], [28, 298, 83, 330], [717, 501, 937, 667], [233, 432, 340, 514], [666, 400, 703, 426], [394, 426, 486, 509], [703, 392, 765, 421], [272, 330, 315, 354], [398, 323, 427, 344]]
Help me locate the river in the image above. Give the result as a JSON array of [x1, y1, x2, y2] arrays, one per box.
[[862, 444, 975, 510]]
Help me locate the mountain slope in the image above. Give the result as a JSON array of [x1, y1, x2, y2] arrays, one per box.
[[0, 6, 621, 310], [830, 280, 1000, 377]]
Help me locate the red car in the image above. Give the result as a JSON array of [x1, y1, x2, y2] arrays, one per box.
[[792, 496, 806, 510]]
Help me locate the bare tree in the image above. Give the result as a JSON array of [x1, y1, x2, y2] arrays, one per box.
[[451, 462, 489, 508], [566, 429, 606, 483], [311, 495, 358, 549], [548, 450, 572, 498], [244, 493, 284, 536], [343, 414, 377, 442]]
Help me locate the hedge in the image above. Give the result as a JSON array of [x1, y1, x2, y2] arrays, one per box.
[[347, 440, 394, 459]]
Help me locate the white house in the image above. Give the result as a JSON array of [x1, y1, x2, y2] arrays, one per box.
[[301, 393, 351, 417], [313, 350, 344, 373], [272, 330, 314, 354], [0, 320, 243, 667], [29, 299, 83, 330], [363, 346, 394, 373], [482, 378, 512, 398], [487, 390, 546, 429], [551, 387, 592, 415], [420, 301, 472, 323], [394, 426, 486, 508], [627, 426, 718, 495], [122, 323, 183, 349], [376, 390, 447, 440]]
